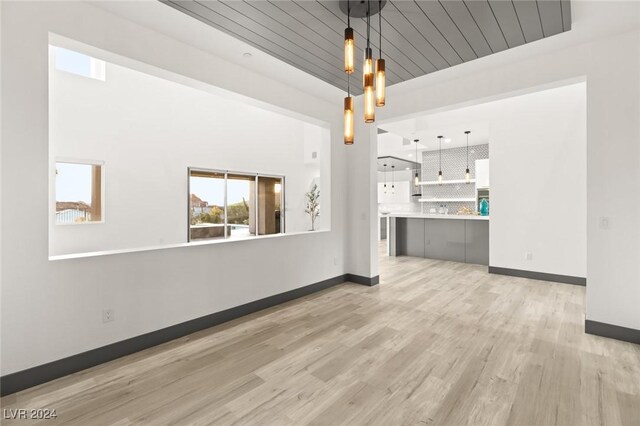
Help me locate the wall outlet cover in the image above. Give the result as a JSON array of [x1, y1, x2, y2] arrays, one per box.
[[102, 309, 115, 323]]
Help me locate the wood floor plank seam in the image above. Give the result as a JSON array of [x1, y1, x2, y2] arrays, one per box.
[[1, 243, 638, 425]]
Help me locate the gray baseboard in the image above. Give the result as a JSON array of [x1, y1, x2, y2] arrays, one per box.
[[1, 273, 359, 396], [489, 266, 586, 286], [346, 274, 380, 286], [585, 320, 640, 345]]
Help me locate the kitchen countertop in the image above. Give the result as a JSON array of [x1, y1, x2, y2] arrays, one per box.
[[382, 213, 489, 221]]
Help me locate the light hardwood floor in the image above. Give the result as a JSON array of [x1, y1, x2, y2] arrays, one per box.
[[2, 245, 639, 425]]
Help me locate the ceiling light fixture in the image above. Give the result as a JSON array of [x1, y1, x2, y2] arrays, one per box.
[[344, 73, 354, 144], [413, 139, 420, 186], [383, 163, 387, 193], [464, 131, 471, 183], [375, 0, 385, 107], [344, 0, 354, 74], [438, 135, 443, 185], [391, 164, 395, 194], [341, 0, 386, 138], [363, 0, 375, 123]]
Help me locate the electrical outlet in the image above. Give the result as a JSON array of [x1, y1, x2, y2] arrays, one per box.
[[525, 252, 533, 261], [102, 309, 115, 323]]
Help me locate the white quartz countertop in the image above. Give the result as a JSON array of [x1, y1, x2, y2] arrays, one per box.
[[382, 213, 489, 221]]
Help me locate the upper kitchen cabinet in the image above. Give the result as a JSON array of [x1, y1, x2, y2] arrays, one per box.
[[475, 159, 490, 189]]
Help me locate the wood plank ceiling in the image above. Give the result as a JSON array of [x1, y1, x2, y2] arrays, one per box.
[[162, 0, 571, 94]]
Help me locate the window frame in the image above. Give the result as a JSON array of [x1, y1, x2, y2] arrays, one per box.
[[187, 167, 285, 242], [54, 158, 105, 226]]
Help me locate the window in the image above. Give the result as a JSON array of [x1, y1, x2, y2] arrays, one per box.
[[54, 46, 106, 81], [226, 173, 256, 239], [258, 176, 284, 235], [189, 169, 284, 241], [55, 161, 103, 224], [189, 170, 225, 240]]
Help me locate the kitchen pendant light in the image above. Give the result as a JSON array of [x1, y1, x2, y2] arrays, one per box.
[[375, 0, 385, 107], [363, 0, 375, 122], [413, 139, 420, 186], [391, 164, 395, 194], [464, 130, 471, 183], [344, 73, 354, 144], [437, 135, 443, 185], [344, 0, 354, 74], [383, 163, 387, 193]]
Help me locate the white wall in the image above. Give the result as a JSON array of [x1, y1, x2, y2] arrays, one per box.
[[489, 83, 586, 278], [49, 49, 328, 255], [1, 1, 346, 375], [349, 2, 640, 330]]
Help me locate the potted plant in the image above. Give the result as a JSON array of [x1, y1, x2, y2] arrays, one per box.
[[305, 184, 320, 231]]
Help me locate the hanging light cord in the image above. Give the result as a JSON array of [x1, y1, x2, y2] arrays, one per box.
[[347, 0, 350, 27], [367, 0, 371, 50], [439, 137, 442, 171], [466, 133, 469, 169], [378, 0, 382, 57]]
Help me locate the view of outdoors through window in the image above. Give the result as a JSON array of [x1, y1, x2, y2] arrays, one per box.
[[189, 169, 283, 241], [55, 162, 102, 224], [54, 46, 106, 81], [226, 174, 255, 238]]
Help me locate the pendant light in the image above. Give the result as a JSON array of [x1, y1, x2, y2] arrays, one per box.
[[375, 0, 385, 107], [413, 139, 420, 186], [363, 0, 375, 123], [341, 0, 386, 133], [391, 164, 395, 194], [464, 131, 471, 183], [344, 73, 354, 144], [344, 0, 354, 74], [383, 163, 387, 194], [437, 135, 443, 185]]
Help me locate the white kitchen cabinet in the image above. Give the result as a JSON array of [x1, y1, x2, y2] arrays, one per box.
[[475, 159, 490, 188]]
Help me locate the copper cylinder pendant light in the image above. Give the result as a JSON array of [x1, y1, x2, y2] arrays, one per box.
[[340, 0, 387, 140], [344, 0, 354, 74], [375, 0, 385, 107], [344, 73, 354, 145], [363, 0, 375, 122]]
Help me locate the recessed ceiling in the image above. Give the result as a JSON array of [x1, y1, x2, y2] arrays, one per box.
[[162, 0, 571, 95], [377, 155, 419, 172]]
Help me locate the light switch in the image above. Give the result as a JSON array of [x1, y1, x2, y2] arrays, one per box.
[[599, 217, 610, 230]]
